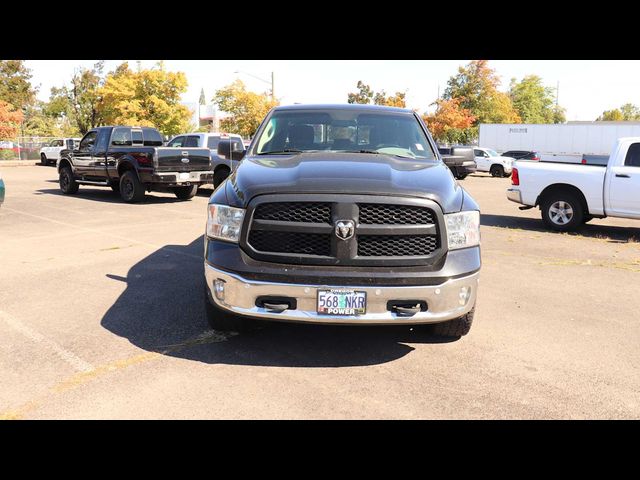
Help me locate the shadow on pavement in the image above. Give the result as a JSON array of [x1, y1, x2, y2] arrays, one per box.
[[35, 188, 195, 205], [101, 236, 457, 368], [481, 213, 640, 242]]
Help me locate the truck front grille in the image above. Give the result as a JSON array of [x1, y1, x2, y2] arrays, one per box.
[[243, 196, 444, 267]]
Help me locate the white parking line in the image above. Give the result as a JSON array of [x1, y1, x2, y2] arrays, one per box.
[[0, 310, 94, 373], [2, 207, 202, 260]]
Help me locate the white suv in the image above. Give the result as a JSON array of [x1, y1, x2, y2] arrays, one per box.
[[40, 138, 80, 166], [473, 147, 514, 177]]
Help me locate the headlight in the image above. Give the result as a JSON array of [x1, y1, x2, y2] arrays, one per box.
[[445, 211, 480, 250], [206, 204, 245, 243]]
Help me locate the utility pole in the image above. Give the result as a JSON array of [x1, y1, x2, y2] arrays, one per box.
[[234, 70, 274, 102]]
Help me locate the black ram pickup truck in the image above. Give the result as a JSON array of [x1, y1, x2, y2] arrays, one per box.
[[57, 126, 213, 202], [204, 104, 481, 338]]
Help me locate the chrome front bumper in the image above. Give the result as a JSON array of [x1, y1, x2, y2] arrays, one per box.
[[205, 264, 479, 325]]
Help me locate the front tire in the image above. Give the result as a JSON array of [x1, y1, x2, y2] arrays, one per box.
[[204, 285, 248, 332], [119, 171, 146, 203], [59, 165, 79, 194], [40, 154, 48, 166], [432, 307, 475, 338], [490, 164, 504, 177], [173, 185, 198, 200], [541, 192, 584, 232]]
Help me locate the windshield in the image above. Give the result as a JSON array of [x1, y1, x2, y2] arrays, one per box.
[[253, 109, 436, 160], [486, 149, 499, 157]]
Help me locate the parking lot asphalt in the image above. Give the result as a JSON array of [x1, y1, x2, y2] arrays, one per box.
[[1, 165, 639, 419]]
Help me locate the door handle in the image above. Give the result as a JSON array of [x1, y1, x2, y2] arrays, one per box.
[[615, 174, 630, 178]]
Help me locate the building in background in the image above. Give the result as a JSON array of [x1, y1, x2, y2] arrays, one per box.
[[182, 101, 221, 131]]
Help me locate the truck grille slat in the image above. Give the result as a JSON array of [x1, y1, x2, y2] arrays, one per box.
[[358, 203, 435, 224], [249, 231, 331, 256], [254, 202, 331, 223], [357, 235, 439, 256]]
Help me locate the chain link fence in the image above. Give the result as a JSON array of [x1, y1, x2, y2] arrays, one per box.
[[0, 137, 61, 161]]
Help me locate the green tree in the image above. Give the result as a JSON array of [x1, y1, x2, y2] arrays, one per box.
[[444, 60, 520, 125], [509, 75, 564, 123], [99, 62, 192, 136], [620, 103, 640, 119], [213, 80, 279, 138], [374, 90, 407, 108], [348, 81, 407, 107], [0, 60, 36, 110], [347, 81, 374, 104], [597, 103, 640, 121], [597, 109, 623, 121], [47, 61, 106, 135], [22, 101, 63, 137]]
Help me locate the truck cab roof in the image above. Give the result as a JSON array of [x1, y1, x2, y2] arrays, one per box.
[[273, 103, 413, 114]]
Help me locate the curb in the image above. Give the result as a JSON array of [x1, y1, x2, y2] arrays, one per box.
[[0, 160, 41, 167]]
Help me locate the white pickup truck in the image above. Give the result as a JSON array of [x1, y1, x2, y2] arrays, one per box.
[[506, 137, 640, 231], [40, 138, 80, 166], [166, 132, 244, 187], [473, 147, 514, 177]]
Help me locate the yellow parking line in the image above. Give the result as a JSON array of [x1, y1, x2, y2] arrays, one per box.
[[0, 330, 236, 420]]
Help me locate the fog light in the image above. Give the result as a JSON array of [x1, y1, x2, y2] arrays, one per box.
[[459, 286, 471, 306], [214, 279, 226, 301]]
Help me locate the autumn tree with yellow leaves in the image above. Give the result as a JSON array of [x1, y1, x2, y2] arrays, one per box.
[[213, 80, 279, 138], [98, 62, 192, 136]]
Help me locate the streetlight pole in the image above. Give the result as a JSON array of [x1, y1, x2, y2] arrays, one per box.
[[234, 70, 274, 102], [271, 71, 275, 103]]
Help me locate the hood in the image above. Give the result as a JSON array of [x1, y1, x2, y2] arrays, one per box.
[[224, 152, 464, 213]]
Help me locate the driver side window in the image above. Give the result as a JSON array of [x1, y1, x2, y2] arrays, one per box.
[[79, 131, 97, 150], [168, 136, 185, 148]]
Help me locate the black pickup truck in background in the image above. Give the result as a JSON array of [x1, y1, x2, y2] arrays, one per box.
[[57, 126, 213, 202], [438, 146, 477, 180]]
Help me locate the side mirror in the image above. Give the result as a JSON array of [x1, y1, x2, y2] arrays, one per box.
[[217, 140, 246, 161]]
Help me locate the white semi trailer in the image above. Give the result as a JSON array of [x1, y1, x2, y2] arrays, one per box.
[[479, 122, 640, 163]]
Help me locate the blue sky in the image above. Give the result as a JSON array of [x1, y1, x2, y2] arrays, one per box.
[[24, 60, 640, 121]]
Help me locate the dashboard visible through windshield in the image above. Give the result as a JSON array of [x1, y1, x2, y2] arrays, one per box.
[[253, 109, 437, 160]]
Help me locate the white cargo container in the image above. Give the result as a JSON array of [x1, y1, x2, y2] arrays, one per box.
[[479, 122, 640, 163]]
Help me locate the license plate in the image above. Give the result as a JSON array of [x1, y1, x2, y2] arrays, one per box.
[[179, 172, 190, 181], [317, 289, 366, 315]]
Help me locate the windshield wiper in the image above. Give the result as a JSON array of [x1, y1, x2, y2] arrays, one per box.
[[257, 149, 303, 155], [344, 149, 380, 154]]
